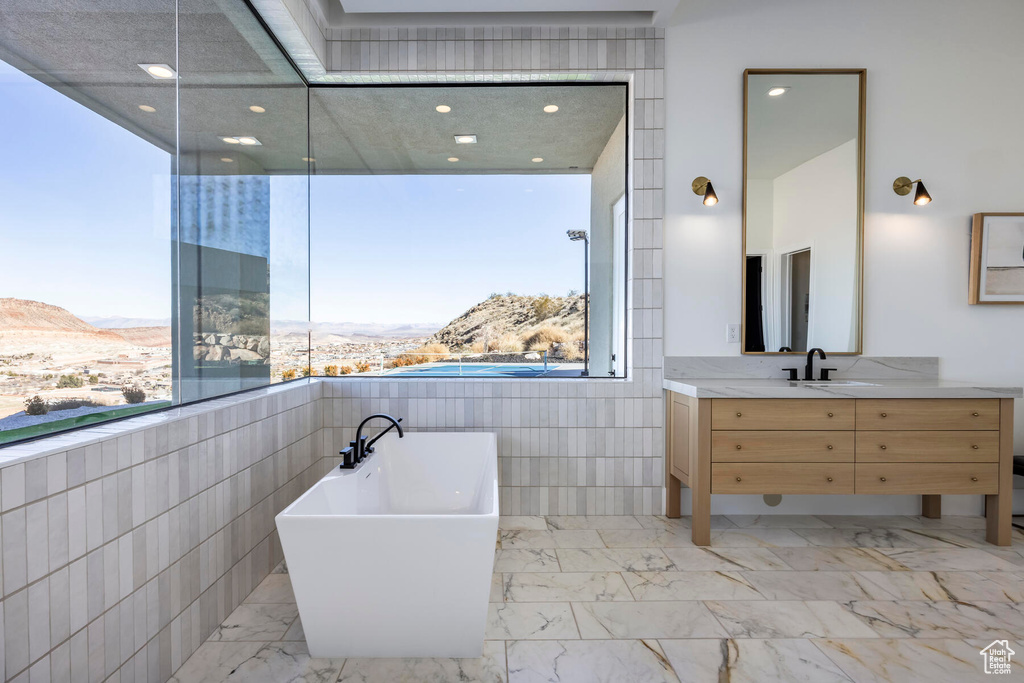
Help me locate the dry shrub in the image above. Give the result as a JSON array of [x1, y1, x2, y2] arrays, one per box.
[[354, 361, 371, 373], [338, 366, 353, 375], [323, 365, 339, 377], [487, 332, 523, 353], [48, 398, 105, 412], [468, 340, 486, 354], [122, 385, 147, 404], [24, 395, 47, 415], [532, 295, 559, 321], [523, 325, 569, 351], [281, 369, 297, 380]]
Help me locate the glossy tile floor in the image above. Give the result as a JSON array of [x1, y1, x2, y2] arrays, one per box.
[[171, 514, 1024, 682]]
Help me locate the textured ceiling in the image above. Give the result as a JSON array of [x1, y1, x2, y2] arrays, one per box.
[[746, 73, 860, 180], [0, 0, 625, 176]]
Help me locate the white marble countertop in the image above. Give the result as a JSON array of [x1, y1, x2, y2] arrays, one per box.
[[663, 377, 1024, 399]]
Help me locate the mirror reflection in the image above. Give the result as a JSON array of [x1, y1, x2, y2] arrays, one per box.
[[743, 70, 864, 354]]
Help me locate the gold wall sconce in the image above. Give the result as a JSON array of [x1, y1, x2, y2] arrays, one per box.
[[692, 176, 718, 206], [893, 176, 932, 205]]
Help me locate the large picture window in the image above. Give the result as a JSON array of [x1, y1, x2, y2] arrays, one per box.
[[0, 1, 628, 447]]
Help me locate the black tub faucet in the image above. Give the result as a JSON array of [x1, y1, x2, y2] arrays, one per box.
[[340, 414, 404, 469]]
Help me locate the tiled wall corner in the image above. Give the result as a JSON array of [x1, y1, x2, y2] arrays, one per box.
[[316, 26, 665, 517], [0, 381, 325, 683]]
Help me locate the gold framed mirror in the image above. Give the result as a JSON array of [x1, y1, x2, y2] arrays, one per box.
[[742, 69, 866, 354]]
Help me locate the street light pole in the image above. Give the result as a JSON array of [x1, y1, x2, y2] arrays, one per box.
[[566, 230, 590, 377]]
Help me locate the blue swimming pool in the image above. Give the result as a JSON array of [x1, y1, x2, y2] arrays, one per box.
[[383, 363, 558, 377]]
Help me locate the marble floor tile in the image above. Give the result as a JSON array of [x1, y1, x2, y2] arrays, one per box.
[[893, 528, 994, 548], [814, 515, 927, 529], [814, 638, 997, 683], [857, 570, 1024, 602], [906, 515, 989, 530], [491, 573, 504, 602], [339, 640, 507, 683], [876, 548, 1021, 572], [708, 529, 812, 548], [704, 600, 879, 639], [963, 638, 1024, 677], [244, 574, 296, 604], [503, 572, 633, 602], [494, 549, 561, 573], [208, 603, 299, 642], [792, 528, 933, 549], [506, 639, 678, 683], [661, 638, 852, 683], [499, 529, 605, 549], [170, 642, 344, 683], [771, 547, 910, 571], [726, 515, 834, 529], [741, 571, 896, 601], [842, 600, 1024, 639], [622, 571, 763, 601], [546, 516, 643, 530], [283, 617, 305, 642], [634, 515, 692, 530], [982, 547, 1024, 568], [599, 528, 695, 548], [500, 516, 548, 531], [661, 547, 791, 571], [573, 601, 727, 639], [486, 603, 579, 640], [556, 548, 676, 572]]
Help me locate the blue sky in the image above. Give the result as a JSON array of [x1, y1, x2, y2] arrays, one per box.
[[0, 57, 591, 327]]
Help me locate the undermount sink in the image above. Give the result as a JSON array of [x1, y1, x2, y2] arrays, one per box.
[[792, 380, 880, 387]]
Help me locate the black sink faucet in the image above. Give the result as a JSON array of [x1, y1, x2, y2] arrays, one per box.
[[340, 414, 404, 469], [804, 348, 826, 380]]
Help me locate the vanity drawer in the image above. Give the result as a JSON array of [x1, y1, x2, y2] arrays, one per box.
[[711, 399, 855, 431], [856, 431, 999, 463], [855, 399, 999, 431], [855, 463, 998, 494], [713, 431, 855, 463], [712, 463, 854, 494]]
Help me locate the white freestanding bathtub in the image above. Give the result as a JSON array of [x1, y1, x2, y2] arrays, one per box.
[[276, 431, 499, 658]]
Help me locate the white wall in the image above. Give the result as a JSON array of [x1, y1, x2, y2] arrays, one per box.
[[664, 0, 1024, 513], [772, 139, 859, 351]]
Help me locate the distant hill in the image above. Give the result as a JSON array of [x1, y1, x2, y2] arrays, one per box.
[[272, 320, 441, 339], [0, 299, 169, 347], [83, 315, 172, 329], [431, 294, 585, 351]]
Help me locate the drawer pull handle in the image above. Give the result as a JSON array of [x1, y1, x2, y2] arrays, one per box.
[[827, 412, 834, 418], [736, 412, 742, 418], [972, 412, 980, 417], [880, 412, 887, 418], [827, 445, 834, 450], [827, 477, 834, 482], [735, 476, 742, 482], [972, 445, 979, 450], [736, 445, 742, 450], [971, 476, 978, 482], [880, 445, 887, 450], [879, 477, 887, 482]]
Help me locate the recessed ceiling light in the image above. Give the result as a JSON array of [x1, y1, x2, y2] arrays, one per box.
[[448, 157, 459, 162], [454, 134, 477, 144], [543, 105, 559, 113], [222, 136, 262, 146], [139, 63, 176, 79], [138, 105, 156, 113], [436, 105, 452, 113], [249, 105, 266, 113], [767, 86, 789, 97], [532, 157, 544, 163], [220, 157, 233, 162]]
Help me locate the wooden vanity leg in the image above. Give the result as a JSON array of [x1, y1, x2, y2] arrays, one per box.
[[666, 473, 681, 518], [986, 398, 1014, 546], [921, 495, 941, 519], [691, 399, 712, 546]]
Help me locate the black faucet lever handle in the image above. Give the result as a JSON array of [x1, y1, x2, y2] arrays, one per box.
[[339, 447, 355, 469], [782, 368, 799, 381], [819, 368, 838, 381]]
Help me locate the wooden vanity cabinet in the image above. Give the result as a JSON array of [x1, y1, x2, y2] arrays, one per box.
[[665, 394, 1015, 546]]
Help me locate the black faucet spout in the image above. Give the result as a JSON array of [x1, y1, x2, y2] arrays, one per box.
[[805, 348, 826, 381], [340, 414, 405, 469]]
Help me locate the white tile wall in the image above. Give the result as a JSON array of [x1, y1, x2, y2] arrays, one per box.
[[315, 26, 666, 517]]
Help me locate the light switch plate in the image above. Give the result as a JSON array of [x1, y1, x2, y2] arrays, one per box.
[[726, 324, 741, 343]]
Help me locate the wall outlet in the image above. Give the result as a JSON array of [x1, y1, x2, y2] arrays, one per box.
[[726, 324, 741, 343]]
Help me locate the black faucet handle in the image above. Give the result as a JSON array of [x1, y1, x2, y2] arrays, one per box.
[[819, 368, 838, 381], [339, 446, 355, 469], [356, 435, 368, 462], [782, 368, 799, 381]]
